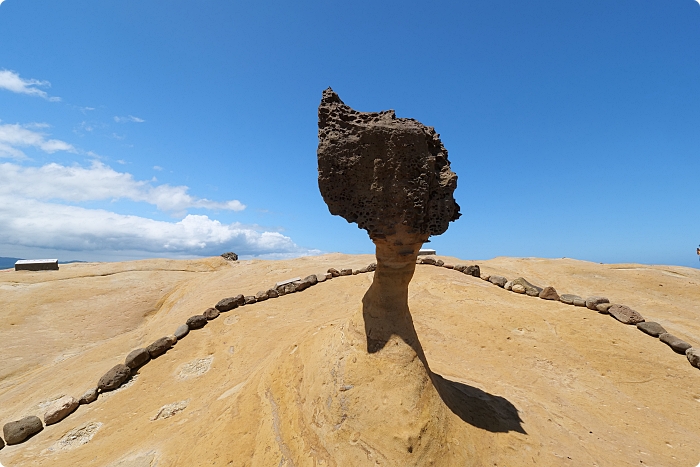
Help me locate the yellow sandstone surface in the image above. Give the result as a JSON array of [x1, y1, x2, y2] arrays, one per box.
[[0, 254, 699, 466]]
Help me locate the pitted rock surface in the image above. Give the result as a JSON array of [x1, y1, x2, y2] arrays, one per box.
[[608, 304, 644, 325], [3, 416, 43, 445], [637, 321, 666, 337], [317, 88, 460, 238], [539, 286, 560, 301], [125, 348, 150, 370], [659, 333, 692, 354], [97, 364, 131, 392]]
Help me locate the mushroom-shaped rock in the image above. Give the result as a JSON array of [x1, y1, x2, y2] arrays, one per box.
[[98, 364, 131, 392], [3, 416, 43, 445], [44, 396, 79, 425]]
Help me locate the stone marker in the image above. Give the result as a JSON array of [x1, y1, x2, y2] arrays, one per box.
[[44, 396, 79, 425], [453, 265, 467, 272], [215, 296, 240, 312], [275, 277, 301, 288], [608, 304, 644, 325], [504, 280, 513, 291], [254, 291, 269, 302], [15, 259, 59, 271], [147, 336, 177, 358], [266, 288, 279, 298], [659, 333, 692, 354], [315, 273, 327, 283], [293, 280, 311, 292], [244, 295, 257, 305], [174, 324, 189, 339], [3, 416, 43, 445], [572, 297, 587, 307], [98, 364, 131, 392], [559, 294, 580, 305], [203, 307, 220, 319], [585, 296, 609, 311], [480, 273, 491, 281], [512, 284, 526, 294], [443, 263, 454, 269], [489, 275, 508, 288], [125, 348, 150, 370], [327, 268, 340, 277], [511, 277, 543, 297], [596, 303, 613, 314], [539, 286, 560, 301], [79, 388, 98, 405], [339, 268, 352, 276], [637, 321, 666, 337], [186, 315, 207, 330], [687, 348, 700, 369], [420, 257, 437, 265]]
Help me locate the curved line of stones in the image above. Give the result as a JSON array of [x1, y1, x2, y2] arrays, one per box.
[[4, 258, 699, 449], [0, 264, 376, 449], [417, 256, 700, 372]]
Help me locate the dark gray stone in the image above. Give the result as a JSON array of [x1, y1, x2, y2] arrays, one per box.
[[255, 290, 269, 301], [79, 388, 98, 405], [98, 364, 131, 392], [572, 297, 587, 307], [3, 416, 43, 445], [596, 303, 613, 314], [453, 265, 467, 273], [539, 286, 560, 301], [420, 257, 437, 265], [687, 348, 700, 369], [339, 268, 352, 276], [124, 348, 150, 370], [0, 433, 4, 449], [637, 321, 666, 337], [293, 280, 311, 292], [367, 263, 377, 272], [221, 252, 238, 261], [559, 294, 580, 305], [304, 274, 318, 285], [608, 304, 644, 325], [203, 307, 220, 320], [443, 264, 454, 269], [244, 295, 257, 305], [174, 324, 189, 339], [464, 265, 480, 277], [266, 288, 279, 298], [147, 336, 177, 358], [659, 333, 692, 354], [511, 277, 543, 297], [317, 88, 460, 238], [215, 297, 239, 312], [489, 275, 508, 288], [585, 296, 609, 311], [435, 259, 444, 267], [328, 268, 340, 277], [186, 315, 207, 330]]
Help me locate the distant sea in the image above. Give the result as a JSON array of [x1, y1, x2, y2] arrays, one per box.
[[0, 257, 86, 270]]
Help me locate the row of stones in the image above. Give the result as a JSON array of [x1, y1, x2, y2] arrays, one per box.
[[417, 257, 700, 371], [0, 263, 377, 449]]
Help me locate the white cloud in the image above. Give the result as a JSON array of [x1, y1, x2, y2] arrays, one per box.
[[0, 123, 75, 159], [114, 115, 145, 123], [0, 161, 246, 214], [0, 69, 60, 101], [0, 196, 314, 257], [153, 165, 163, 171]]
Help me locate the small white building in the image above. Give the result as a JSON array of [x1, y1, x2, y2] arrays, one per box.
[[15, 259, 59, 271]]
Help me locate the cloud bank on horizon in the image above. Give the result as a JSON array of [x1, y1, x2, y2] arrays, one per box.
[[0, 69, 317, 261]]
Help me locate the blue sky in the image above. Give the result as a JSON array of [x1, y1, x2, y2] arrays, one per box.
[[0, 0, 698, 267]]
